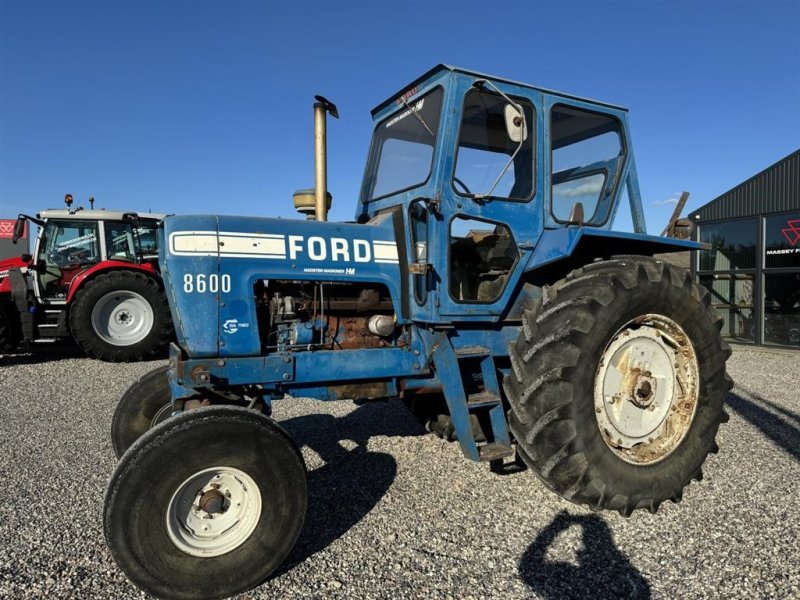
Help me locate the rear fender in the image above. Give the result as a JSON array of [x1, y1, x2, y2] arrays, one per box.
[[65, 261, 160, 303], [522, 228, 699, 285]]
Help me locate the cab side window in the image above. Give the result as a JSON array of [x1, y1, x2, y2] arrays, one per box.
[[449, 216, 518, 303], [453, 90, 535, 201], [41, 220, 100, 268], [550, 105, 624, 225], [105, 222, 137, 261]]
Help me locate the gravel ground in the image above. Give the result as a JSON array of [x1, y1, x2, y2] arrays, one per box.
[[0, 342, 798, 599]]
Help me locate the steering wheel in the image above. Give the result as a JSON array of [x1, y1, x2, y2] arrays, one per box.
[[453, 176, 472, 195], [50, 247, 90, 267]]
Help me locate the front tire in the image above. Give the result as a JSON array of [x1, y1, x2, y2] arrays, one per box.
[[505, 257, 732, 516], [104, 405, 308, 600], [111, 365, 171, 458], [69, 270, 172, 362]]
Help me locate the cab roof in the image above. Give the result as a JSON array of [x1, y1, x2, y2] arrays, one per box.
[[371, 64, 628, 117], [38, 209, 167, 221]]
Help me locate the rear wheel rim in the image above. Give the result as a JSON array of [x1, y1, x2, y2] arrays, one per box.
[[593, 314, 699, 465], [166, 466, 262, 558], [151, 403, 173, 428], [90, 290, 154, 346]]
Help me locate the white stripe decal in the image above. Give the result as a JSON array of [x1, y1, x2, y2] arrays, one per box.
[[169, 231, 219, 256], [168, 230, 400, 266], [217, 234, 286, 257], [169, 231, 288, 258], [372, 242, 399, 261]]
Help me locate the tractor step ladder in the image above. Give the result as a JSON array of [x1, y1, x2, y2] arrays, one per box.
[[432, 333, 512, 463]]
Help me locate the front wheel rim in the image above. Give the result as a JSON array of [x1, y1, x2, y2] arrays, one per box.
[[593, 314, 699, 466], [91, 290, 154, 346], [166, 466, 262, 558]]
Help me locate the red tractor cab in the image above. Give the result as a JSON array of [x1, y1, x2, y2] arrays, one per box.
[[0, 207, 173, 361]]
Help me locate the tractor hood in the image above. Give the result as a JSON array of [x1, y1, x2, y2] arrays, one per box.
[[161, 212, 404, 358], [0, 256, 29, 294]]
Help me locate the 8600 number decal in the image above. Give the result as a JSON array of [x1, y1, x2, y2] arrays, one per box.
[[183, 273, 231, 293]]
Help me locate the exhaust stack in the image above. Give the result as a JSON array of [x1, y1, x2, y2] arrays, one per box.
[[312, 95, 339, 221]]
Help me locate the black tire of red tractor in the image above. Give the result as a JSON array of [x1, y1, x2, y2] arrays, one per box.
[[0, 300, 20, 353], [111, 365, 171, 459], [504, 256, 733, 517], [104, 405, 308, 600], [69, 270, 173, 362]]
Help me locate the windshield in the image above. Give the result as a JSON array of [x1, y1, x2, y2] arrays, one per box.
[[362, 87, 444, 201]]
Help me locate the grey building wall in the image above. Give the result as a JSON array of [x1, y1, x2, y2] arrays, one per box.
[[690, 150, 799, 222]]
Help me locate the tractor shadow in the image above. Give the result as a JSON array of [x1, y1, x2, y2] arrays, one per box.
[[272, 399, 426, 576], [0, 340, 86, 366], [519, 510, 651, 600], [726, 389, 800, 462], [0, 340, 171, 367]]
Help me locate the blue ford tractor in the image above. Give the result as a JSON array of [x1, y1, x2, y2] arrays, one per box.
[[104, 66, 731, 599]]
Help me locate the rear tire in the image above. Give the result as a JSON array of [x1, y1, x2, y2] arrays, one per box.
[[0, 300, 20, 353], [505, 256, 732, 516], [111, 365, 171, 458], [104, 405, 308, 600], [69, 270, 172, 362]]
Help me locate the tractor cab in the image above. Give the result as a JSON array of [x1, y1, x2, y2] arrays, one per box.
[[14, 209, 163, 303], [357, 65, 650, 322]]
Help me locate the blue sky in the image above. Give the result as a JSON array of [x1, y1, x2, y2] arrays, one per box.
[[1, 0, 798, 232]]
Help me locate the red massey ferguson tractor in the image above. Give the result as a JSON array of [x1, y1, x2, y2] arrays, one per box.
[[0, 205, 173, 361]]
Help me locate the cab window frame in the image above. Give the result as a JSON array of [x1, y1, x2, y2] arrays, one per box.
[[446, 213, 520, 305], [361, 86, 445, 203], [548, 103, 627, 227], [451, 88, 537, 203]]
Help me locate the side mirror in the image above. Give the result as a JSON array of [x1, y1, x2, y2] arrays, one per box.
[[12, 216, 25, 244], [671, 218, 696, 240], [504, 104, 527, 143]]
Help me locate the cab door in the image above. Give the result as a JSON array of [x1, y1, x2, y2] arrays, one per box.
[[433, 78, 544, 320], [34, 220, 101, 302]]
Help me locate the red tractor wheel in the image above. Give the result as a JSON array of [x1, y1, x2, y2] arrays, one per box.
[[0, 300, 20, 353], [69, 270, 173, 362]]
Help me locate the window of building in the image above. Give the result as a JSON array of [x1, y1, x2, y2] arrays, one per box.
[[764, 212, 800, 269], [698, 274, 755, 342], [699, 218, 757, 271], [763, 272, 800, 346]]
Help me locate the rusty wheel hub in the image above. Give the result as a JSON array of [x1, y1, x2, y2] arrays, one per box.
[[594, 314, 699, 465]]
